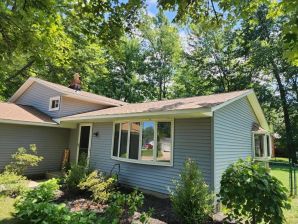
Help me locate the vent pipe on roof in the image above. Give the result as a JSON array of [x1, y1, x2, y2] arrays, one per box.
[[68, 73, 81, 91]]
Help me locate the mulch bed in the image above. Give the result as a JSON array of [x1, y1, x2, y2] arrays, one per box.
[[54, 186, 219, 224]]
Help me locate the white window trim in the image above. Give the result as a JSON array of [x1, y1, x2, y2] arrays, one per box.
[[49, 96, 61, 111], [76, 123, 93, 166], [252, 131, 272, 160], [111, 119, 174, 167]]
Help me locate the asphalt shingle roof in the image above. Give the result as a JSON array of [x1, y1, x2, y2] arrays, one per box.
[[61, 89, 252, 119], [0, 102, 55, 124]]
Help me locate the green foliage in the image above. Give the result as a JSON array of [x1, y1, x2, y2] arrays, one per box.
[[170, 159, 213, 224], [219, 158, 291, 224], [64, 164, 87, 193], [0, 171, 27, 196], [22, 179, 60, 203], [14, 179, 98, 224], [101, 189, 145, 223], [79, 170, 115, 203], [4, 144, 43, 175]]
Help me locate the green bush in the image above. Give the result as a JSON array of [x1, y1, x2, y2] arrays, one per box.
[[219, 158, 291, 224], [15, 179, 150, 224], [79, 170, 115, 203], [5, 144, 43, 175], [170, 159, 213, 224], [22, 178, 60, 203], [64, 164, 87, 193], [14, 179, 98, 224], [0, 171, 27, 196], [101, 189, 145, 223]]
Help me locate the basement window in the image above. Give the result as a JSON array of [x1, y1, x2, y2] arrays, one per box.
[[49, 96, 60, 111], [111, 120, 173, 166]]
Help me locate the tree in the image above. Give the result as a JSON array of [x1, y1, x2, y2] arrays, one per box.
[[0, 0, 145, 100], [240, 6, 298, 163], [140, 11, 182, 100], [98, 37, 150, 102], [157, 0, 298, 65]]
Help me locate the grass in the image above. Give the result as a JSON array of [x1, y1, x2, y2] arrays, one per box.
[[0, 195, 17, 224], [270, 157, 290, 163], [270, 165, 298, 224]]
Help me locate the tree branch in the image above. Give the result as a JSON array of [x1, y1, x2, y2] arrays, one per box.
[[210, 0, 219, 23], [5, 59, 35, 82]]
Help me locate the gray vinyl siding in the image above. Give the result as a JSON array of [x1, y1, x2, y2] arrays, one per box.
[[16, 82, 107, 118], [89, 118, 212, 195], [59, 97, 105, 117], [0, 123, 70, 174], [213, 97, 259, 192], [68, 127, 79, 163], [16, 82, 62, 118]]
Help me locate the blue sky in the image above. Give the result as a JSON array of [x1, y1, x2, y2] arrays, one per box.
[[146, 0, 176, 21]]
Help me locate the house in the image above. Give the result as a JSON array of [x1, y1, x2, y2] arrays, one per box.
[[0, 77, 272, 195]]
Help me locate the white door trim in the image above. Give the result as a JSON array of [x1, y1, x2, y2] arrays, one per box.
[[76, 123, 93, 165]]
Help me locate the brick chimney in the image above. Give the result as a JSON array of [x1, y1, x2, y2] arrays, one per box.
[[69, 73, 81, 91]]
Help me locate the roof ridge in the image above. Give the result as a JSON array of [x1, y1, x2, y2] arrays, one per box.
[[30, 77, 127, 106], [126, 89, 252, 106]]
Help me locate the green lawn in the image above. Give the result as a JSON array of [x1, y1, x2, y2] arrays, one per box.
[[0, 196, 17, 224], [270, 157, 290, 163], [270, 165, 298, 224]]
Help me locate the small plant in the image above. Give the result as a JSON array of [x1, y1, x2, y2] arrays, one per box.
[[140, 208, 154, 224], [64, 163, 87, 193], [0, 171, 27, 196], [5, 144, 43, 175], [102, 189, 145, 223], [219, 158, 291, 224], [79, 170, 115, 203], [170, 158, 213, 224]]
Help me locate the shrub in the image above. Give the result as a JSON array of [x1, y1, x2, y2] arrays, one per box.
[[219, 158, 291, 224], [101, 189, 145, 223], [79, 170, 115, 203], [64, 164, 87, 193], [5, 144, 43, 175], [0, 171, 27, 196], [170, 158, 213, 224], [14, 178, 98, 224], [22, 178, 60, 203]]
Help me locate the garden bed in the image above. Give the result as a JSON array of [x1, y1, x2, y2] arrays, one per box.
[[54, 186, 180, 224]]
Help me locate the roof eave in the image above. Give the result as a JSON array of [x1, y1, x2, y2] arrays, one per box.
[[211, 89, 269, 130], [0, 118, 59, 127], [8, 77, 127, 107], [57, 107, 213, 122], [62, 94, 123, 107]]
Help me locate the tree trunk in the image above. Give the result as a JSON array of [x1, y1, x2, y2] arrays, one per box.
[[271, 62, 297, 163]]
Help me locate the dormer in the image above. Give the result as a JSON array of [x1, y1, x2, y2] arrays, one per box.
[[8, 77, 127, 118]]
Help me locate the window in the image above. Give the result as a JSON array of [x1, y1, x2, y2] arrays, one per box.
[[141, 121, 154, 161], [253, 133, 271, 159], [112, 120, 173, 166], [157, 122, 172, 162], [49, 96, 60, 111]]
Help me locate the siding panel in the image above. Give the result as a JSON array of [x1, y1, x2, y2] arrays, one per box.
[[213, 97, 258, 192], [16, 82, 106, 118], [89, 118, 212, 195], [0, 124, 70, 174]]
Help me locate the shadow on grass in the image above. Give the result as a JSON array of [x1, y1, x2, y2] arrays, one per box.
[[0, 217, 19, 224]]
